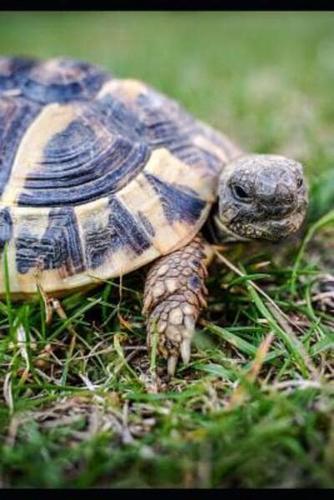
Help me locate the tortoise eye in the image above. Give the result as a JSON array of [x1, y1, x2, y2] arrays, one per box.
[[297, 177, 303, 189], [232, 184, 251, 202]]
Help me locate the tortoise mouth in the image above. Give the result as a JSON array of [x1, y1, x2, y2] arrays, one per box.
[[214, 206, 307, 242], [213, 215, 249, 242]]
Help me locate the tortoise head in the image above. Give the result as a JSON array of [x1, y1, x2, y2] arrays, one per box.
[[214, 154, 308, 242]]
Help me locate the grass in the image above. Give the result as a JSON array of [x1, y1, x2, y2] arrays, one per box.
[[0, 11, 333, 488]]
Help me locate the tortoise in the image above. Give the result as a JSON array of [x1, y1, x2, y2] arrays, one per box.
[[0, 56, 308, 374]]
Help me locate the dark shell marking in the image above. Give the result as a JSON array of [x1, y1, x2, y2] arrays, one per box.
[[137, 211, 155, 237], [84, 197, 153, 269], [27, 58, 107, 104], [0, 57, 36, 92], [0, 207, 12, 251], [145, 173, 206, 224], [16, 207, 84, 275], [0, 57, 108, 103], [93, 94, 146, 142], [0, 96, 41, 196]]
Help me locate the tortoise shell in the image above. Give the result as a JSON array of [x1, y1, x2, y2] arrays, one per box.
[[0, 56, 240, 297]]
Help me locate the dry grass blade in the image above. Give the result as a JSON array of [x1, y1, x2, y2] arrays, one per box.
[[3, 371, 14, 413], [226, 332, 275, 410]]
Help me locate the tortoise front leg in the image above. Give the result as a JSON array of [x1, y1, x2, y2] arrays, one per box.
[[142, 235, 213, 376]]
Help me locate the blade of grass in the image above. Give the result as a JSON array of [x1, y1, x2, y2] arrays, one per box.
[[113, 333, 142, 383], [290, 209, 334, 295], [206, 323, 258, 356], [194, 362, 238, 382], [228, 273, 273, 287], [48, 297, 102, 340]]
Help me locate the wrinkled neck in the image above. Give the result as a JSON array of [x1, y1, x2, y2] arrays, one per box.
[[204, 204, 249, 244]]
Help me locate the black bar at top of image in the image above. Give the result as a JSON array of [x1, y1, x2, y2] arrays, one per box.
[[0, 0, 332, 12]]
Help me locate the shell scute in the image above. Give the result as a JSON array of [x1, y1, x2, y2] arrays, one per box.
[[93, 93, 145, 141], [19, 57, 109, 104], [15, 206, 84, 276], [81, 195, 153, 270]]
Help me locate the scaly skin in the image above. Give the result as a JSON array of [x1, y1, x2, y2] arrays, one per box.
[[143, 235, 213, 376]]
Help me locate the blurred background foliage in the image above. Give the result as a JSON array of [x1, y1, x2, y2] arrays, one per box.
[[0, 11, 333, 219]]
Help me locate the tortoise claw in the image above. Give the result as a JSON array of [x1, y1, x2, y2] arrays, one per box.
[[180, 337, 191, 365], [147, 318, 195, 376], [167, 354, 179, 377]]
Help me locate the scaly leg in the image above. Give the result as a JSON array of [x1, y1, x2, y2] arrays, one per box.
[[142, 235, 213, 376]]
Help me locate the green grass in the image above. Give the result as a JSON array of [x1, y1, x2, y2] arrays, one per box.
[[0, 11, 333, 488]]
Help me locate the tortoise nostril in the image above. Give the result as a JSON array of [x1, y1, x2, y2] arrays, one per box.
[[232, 184, 251, 202]]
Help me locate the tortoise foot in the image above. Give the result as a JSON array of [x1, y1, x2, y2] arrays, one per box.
[[143, 235, 210, 376], [147, 299, 197, 376]]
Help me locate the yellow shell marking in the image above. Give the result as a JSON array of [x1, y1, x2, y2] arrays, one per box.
[[97, 78, 148, 102], [1, 103, 77, 206]]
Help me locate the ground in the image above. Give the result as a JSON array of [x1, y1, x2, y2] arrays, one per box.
[[0, 11, 333, 488]]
